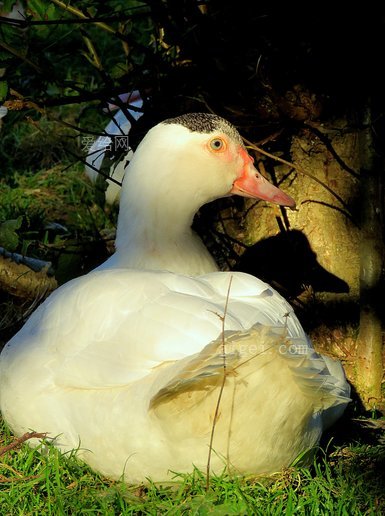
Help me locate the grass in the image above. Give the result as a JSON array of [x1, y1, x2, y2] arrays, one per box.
[[0, 165, 113, 245], [1, 417, 384, 515]]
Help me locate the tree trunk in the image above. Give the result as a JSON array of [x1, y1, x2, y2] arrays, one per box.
[[356, 106, 384, 409], [219, 112, 384, 409]]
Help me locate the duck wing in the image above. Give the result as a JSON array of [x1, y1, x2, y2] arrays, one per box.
[[1, 269, 307, 391]]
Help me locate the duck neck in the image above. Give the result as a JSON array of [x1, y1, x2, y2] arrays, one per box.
[[110, 175, 218, 275]]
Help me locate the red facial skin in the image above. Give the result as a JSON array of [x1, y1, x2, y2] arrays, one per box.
[[205, 136, 296, 208]]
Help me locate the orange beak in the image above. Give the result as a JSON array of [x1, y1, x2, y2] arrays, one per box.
[[231, 149, 296, 209]]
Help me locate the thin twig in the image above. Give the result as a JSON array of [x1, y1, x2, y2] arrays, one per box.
[[0, 432, 48, 457], [0, 40, 41, 72], [48, 0, 151, 53], [0, 8, 147, 27], [304, 123, 360, 179], [243, 137, 352, 213], [0, 473, 42, 483], [300, 199, 357, 225], [66, 148, 123, 187], [206, 275, 233, 491], [50, 0, 116, 34]]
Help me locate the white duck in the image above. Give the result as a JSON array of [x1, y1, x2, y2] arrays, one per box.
[[0, 113, 350, 484], [84, 90, 143, 204]]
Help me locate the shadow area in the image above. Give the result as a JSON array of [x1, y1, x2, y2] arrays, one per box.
[[237, 229, 349, 299]]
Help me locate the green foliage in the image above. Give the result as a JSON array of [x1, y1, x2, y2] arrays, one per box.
[[0, 165, 115, 283], [0, 416, 384, 514], [0, 216, 22, 251], [27, 0, 57, 21], [1, 0, 19, 11], [1, 0, 153, 104], [0, 112, 80, 176], [0, 80, 7, 102]]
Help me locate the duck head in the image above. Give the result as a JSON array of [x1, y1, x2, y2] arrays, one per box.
[[124, 113, 295, 210]]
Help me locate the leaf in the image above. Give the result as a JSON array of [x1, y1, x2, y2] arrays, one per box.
[[2, 0, 19, 13], [26, 0, 54, 20], [0, 216, 23, 252], [0, 81, 8, 103]]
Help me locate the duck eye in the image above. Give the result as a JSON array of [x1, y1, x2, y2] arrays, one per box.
[[209, 137, 226, 152]]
